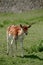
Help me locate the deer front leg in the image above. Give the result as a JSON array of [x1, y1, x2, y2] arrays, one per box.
[[20, 37, 24, 57]]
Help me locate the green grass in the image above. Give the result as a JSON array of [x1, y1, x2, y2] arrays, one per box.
[[0, 9, 43, 65]]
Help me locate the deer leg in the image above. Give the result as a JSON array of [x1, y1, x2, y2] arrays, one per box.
[[10, 36, 15, 57], [20, 37, 24, 57], [14, 38, 17, 56], [7, 33, 10, 55]]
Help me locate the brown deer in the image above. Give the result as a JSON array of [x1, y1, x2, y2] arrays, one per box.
[[6, 23, 35, 57]]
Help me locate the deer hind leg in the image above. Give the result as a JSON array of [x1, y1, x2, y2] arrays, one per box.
[[7, 33, 12, 55], [7, 32, 10, 55], [6, 32, 12, 56], [10, 36, 15, 57]]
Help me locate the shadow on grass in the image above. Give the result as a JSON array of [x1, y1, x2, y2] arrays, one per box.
[[19, 54, 43, 60]]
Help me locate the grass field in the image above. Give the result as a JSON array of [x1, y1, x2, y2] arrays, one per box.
[[0, 9, 43, 65]]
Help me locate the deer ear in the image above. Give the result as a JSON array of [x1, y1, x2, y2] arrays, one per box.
[[28, 25, 31, 28], [20, 24, 23, 28]]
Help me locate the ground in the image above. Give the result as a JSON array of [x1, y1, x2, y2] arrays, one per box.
[[0, 9, 43, 65]]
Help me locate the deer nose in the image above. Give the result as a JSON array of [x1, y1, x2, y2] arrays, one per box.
[[25, 33, 28, 35]]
